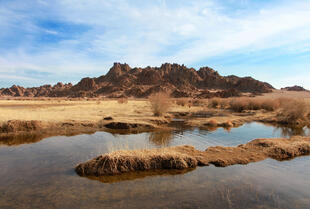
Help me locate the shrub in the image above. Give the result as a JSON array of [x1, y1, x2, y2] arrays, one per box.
[[209, 98, 220, 108], [149, 92, 171, 116], [205, 119, 218, 127], [209, 98, 229, 109], [248, 99, 262, 110], [191, 99, 204, 107], [218, 99, 229, 109], [279, 99, 310, 125], [229, 98, 249, 112], [176, 98, 188, 107], [261, 99, 280, 111]]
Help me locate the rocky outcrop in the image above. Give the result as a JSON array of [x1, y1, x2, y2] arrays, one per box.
[[281, 85, 308, 91], [0, 63, 274, 98], [0, 83, 72, 97]]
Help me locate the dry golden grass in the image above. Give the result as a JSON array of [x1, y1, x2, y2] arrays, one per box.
[[0, 97, 198, 125], [0, 99, 152, 124], [117, 97, 128, 104], [75, 145, 199, 176], [76, 136, 310, 176], [148, 92, 171, 116]]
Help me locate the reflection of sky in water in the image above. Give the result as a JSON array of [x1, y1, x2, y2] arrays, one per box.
[[0, 122, 309, 209]]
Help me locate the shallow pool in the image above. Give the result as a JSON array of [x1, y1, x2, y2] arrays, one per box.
[[0, 123, 309, 208]]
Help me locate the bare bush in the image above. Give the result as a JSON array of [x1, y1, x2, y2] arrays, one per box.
[[209, 98, 220, 108], [229, 98, 249, 112], [261, 99, 280, 111], [279, 99, 310, 125], [248, 99, 262, 110], [209, 98, 229, 109], [149, 92, 171, 116]]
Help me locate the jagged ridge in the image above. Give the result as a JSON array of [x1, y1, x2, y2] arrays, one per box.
[[0, 63, 274, 98]]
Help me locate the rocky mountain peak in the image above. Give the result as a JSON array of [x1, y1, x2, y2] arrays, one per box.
[[0, 63, 275, 98]]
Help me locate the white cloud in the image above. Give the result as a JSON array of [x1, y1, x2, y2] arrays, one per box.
[[0, 0, 310, 87]]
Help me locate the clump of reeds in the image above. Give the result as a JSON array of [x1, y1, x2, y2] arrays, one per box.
[[149, 92, 171, 116], [228, 98, 280, 112], [75, 146, 199, 176], [209, 98, 228, 109]]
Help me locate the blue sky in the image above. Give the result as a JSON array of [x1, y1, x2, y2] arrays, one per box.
[[0, 0, 310, 88]]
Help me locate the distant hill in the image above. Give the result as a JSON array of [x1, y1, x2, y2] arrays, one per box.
[[281, 85, 308, 92], [0, 63, 274, 98]]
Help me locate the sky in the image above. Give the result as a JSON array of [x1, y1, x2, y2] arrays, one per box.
[[0, 0, 310, 89]]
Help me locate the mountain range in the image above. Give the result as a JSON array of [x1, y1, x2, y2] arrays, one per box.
[[0, 63, 274, 98]]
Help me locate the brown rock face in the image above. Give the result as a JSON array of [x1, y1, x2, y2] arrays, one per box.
[[72, 78, 98, 91], [281, 85, 308, 91], [0, 63, 274, 98]]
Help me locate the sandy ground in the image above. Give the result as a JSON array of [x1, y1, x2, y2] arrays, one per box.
[[257, 90, 310, 100], [0, 99, 202, 124], [1, 90, 309, 123]]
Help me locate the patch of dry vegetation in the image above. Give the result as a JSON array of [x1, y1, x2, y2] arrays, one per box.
[[209, 98, 228, 109], [76, 136, 310, 176], [191, 99, 205, 107], [278, 99, 310, 125], [228, 98, 280, 112], [75, 145, 199, 176], [149, 92, 171, 116], [175, 98, 188, 107]]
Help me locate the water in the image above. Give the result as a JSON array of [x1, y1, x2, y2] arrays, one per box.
[[0, 123, 309, 209]]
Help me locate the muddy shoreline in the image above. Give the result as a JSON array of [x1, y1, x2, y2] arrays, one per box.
[[0, 108, 308, 146]]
